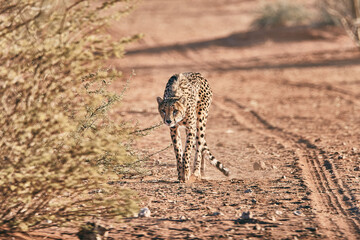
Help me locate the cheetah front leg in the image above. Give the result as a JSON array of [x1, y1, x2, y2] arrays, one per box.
[[183, 122, 196, 182], [170, 126, 183, 181]]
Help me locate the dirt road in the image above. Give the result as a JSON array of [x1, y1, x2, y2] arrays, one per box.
[[103, 0, 360, 239]]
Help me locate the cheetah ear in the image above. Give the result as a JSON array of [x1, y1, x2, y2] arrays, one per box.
[[156, 97, 163, 105]]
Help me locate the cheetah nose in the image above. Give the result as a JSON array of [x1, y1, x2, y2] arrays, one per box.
[[166, 119, 172, 124]]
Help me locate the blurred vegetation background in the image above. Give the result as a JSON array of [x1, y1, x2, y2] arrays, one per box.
[[0, 0, 142, 233], [252, 0, 360, 47]]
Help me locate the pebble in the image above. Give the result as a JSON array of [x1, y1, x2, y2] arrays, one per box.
[[211, 211, 224, 216], [244, 189, 253, 193], [253, 224, 262, 231], [275, 210, 283, 215], [293, 210, 304, 216], [241, 211, 253, 220], [253, 161, 267, 170], [138, 207, 151, 218]]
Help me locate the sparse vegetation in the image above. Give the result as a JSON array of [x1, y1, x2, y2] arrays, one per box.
[[315, 3, 340, 26], [252, 1, 309, 29], [0, 0, 142, 233], [321, 0, 360, 47]]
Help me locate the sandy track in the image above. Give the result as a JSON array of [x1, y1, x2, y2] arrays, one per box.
[[216, 97, 360, 239]]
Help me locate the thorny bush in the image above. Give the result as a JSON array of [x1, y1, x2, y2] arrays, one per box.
[[0, 0, 142, 232]]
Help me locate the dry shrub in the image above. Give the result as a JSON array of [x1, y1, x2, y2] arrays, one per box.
[[321, 0, 360, 47], [0, 0, 142, 232], [252, 1, 309, 29]]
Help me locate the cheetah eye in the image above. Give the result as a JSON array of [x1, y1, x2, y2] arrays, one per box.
[[161, 109, 166, 114], [173, 110, 178, 115]]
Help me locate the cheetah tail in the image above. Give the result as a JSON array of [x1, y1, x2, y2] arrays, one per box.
[[202, 148, 230, 176]]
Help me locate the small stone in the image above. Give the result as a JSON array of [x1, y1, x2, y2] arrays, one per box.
[[253, 224, 262, 231], [354, 166, 360, 171], [343, 195, 350, 201], [305, 227, 317, 232], [244, 189, 253, 193], [253, 161, 266, 170], [338, 155, 344, 160], [275, 210, 283, 215], [179, 215, 187, 220], [138, 207, 151, 218], [241, 211, 253, 220], [282, 175, 287, 180], [251, 199, 257, 204], [212, 211, 223, 216], [293, 210, 304, 216]]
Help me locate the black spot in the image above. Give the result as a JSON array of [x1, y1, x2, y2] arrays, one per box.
[[198, 141, 201, 145], [200, 127, 203, 131], [200, 134, 204, 138], [173, 139, 177, 144]]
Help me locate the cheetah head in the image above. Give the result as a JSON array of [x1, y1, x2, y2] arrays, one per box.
[[157, 96, 186, 127]]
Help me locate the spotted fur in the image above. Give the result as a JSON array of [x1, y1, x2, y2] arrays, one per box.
[[157, 72, 230, 182]]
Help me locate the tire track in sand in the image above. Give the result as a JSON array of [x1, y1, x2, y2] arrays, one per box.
[[214, 97, 360, 240]]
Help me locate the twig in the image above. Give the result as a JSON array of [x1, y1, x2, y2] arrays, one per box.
[[130, 122, 163, 136]]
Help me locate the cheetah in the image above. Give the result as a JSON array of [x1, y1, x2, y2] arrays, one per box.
[[157, 72, 230, 182]]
